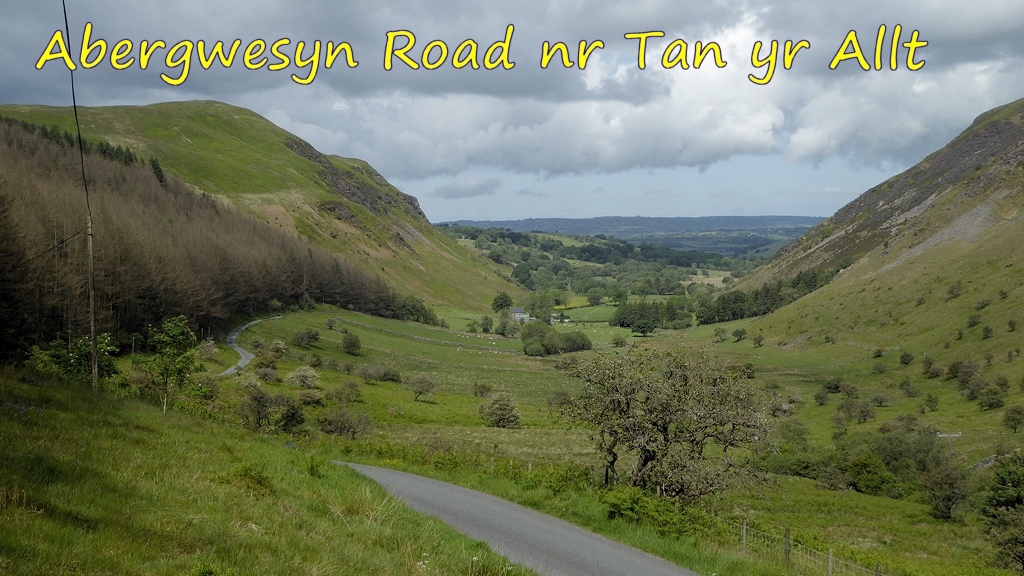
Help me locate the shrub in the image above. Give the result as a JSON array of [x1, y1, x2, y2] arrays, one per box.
[[547, 391, 571, 411], [611, 335, 627, 348], [825, 376, 843, 393], [814, 387, 830, 406], [286, 366, 320, 389], [922, 393, 939, 412], [984, 326, 994, 339], [341, 333, 361, 355], [968, 314, 982, 328], [473, 382, 493, 398], [979, 388, 1006, 411], [873, 347, 885, 358], [854, 402, 876, 423], [872, 394, 889, 407], [873, 362, 887, 374], [270, 339, 289, 356], [255, 367, 279, 383], [324, 358, 341, 371], [479, 393, 521, 428], [407, 375, 437, 401], [1010, 319, 1018, 333], [326, 381, 362, 404], [325, 318, 336, 330], [298, 390, 324, 407], [752, 334, 764, 347], [924, 464, 970, 520], [524, 343, 546, 356], [840, 382, 859, 399], [252, 351, 278, 370], [899, 377, 920, 398], [238, 387, 270, 431], [1004, 406, 1024, 433], [357, 365, 401, 383], [199, 338, 218, 360], [270, 395, 305, 434], [306, 353, 322, 368], [977, 298, 993, 310], [947, 281, 962, 299], [900, 352, 914, 365], [732, 328, 747, 342], [318, 407, 371, 439]]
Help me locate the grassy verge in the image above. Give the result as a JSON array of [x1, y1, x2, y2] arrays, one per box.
[[0, 370, 534, 576]]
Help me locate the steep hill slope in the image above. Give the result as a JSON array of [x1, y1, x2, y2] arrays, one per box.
[[746, 97, 1024, 287], [741, 97, 1024, 353], [0, 100, 517, 311]]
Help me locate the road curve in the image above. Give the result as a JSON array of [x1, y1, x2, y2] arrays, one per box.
[[218, 316, 283, 376], [340, 462, 701, 576]]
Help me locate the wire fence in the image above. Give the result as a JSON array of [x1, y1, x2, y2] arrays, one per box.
[[715, 518, 886, 576]]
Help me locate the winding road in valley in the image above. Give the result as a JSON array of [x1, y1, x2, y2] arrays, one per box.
[[340, 462, 701, 576], [218, 316, 283, 376]]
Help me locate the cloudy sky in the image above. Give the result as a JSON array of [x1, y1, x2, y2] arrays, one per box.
[[4, 1, 1024, 222]]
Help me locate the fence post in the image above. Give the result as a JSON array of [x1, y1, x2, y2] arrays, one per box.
[[742, 519, 748, 551], [828, 548, 833, 576], [876, 562, 881, 576], [784, 527, 790, 565]]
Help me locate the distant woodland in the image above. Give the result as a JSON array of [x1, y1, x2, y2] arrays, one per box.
[[0, 119, 434, 358]]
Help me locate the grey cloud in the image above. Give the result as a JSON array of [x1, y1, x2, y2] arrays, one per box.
[[432, 177, 502, 198], [4, 0, 1024, 182]]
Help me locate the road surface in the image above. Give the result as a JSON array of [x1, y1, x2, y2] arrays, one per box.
[[218, 316, 283, 376], [340, 462, 702, 576]]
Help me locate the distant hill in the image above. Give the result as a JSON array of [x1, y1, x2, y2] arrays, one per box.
[[447, 216, 824, 236], [0, 101, 518, 311], [445, 216, 823, 257]]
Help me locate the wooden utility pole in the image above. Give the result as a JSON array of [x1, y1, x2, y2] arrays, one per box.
[[88, 216, 97, 390]]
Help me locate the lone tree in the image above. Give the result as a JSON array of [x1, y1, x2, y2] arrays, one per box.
[[586, 287, 604, 307], [491, 291, 513, 314], [342, 332, 361, 355], [1005, 406, 1024, 434], [407, 375, 437, 401], [149, 315, 200, 414], [563, 347, 770, 497], [732, 328, 747, 342]]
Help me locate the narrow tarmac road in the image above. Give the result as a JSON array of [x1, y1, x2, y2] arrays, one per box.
[[340, 462, 702, 576], [218, 316, 283, 376]]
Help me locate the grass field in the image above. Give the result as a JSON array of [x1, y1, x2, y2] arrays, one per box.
[[209, 305, 1015, 575]]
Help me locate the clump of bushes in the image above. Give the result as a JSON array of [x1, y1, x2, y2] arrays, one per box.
[[291, 329, 321, 347], [473, 382, 493, 398], [238, 387, 305, 434], [520, 321, 592, 356]]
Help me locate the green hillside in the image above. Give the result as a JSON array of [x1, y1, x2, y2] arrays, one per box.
[[712, 97, 1024, 456], [0, 100, 518, 311]]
